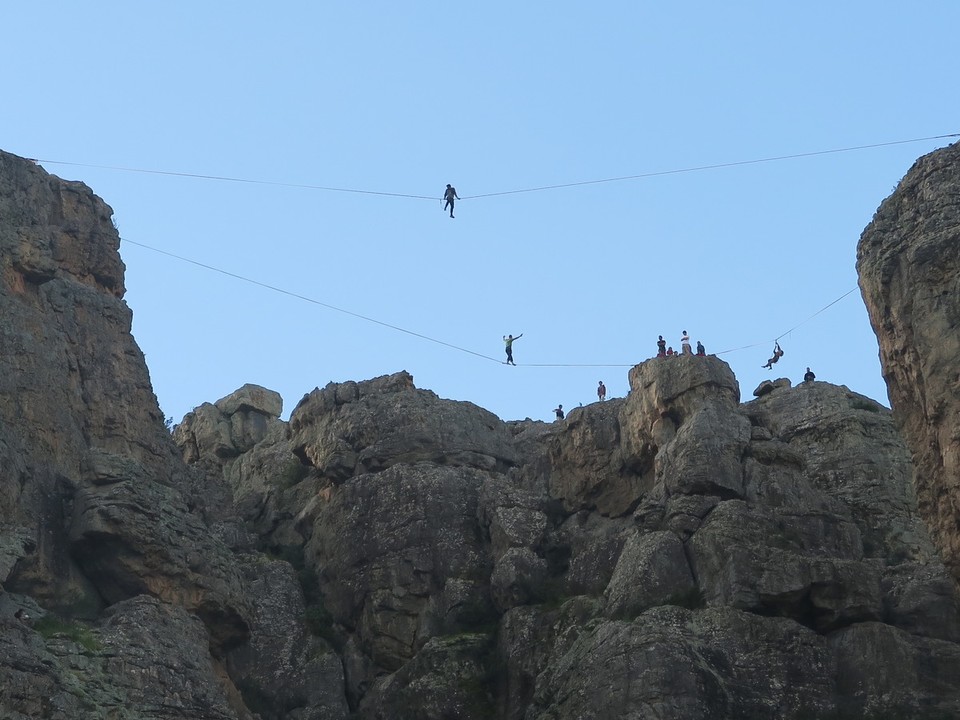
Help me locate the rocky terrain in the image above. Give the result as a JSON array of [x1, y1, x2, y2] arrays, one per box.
[[858, 140, 960, 589], [3, 146, 960, 719]]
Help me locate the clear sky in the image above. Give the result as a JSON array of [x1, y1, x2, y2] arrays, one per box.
[[4, 3, 958, 423]]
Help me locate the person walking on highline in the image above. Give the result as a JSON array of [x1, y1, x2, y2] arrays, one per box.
[[443, 184, 460, 218], [503, 333, 523, 365]]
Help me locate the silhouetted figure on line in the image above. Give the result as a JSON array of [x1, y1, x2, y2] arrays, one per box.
[[443, 184, 460, 218], [503, 333, 523, 365], [762, 342, 784, 370]]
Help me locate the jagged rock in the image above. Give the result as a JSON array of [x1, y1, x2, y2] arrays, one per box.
[[623, 356, 751, 499], [289, 373, 517, 480], [0, 595, 246, 720], [6, 146, 960, 719], [489, 547, 550, 612], [527, 606, 838, 719], [603, 530, 696, 619], [753, 377, 791, 397], [358, 633, 496, 720], [305, 463, 493, 671], [0, 151, 189, 616], [225, 558, 349, 719], [829, 621, 960, 718], [858, 140, 960, 586], [545, 399, 639, 516], [747, 381, 939, 563]]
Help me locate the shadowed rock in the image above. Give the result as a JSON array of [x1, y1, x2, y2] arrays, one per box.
[[858, 140, 960, 587]]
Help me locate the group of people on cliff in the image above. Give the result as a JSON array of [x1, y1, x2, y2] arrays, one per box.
[[656, 331, 706, 358]]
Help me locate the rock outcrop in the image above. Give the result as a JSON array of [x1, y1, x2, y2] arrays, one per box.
[[4, 148, 960, 719], [858, 140, 960, 586]]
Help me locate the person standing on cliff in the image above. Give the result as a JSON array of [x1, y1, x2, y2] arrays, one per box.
[[503, 333, 522, 365], [804, 367, 816, 383], [657, 335, 667, 357], [554, 404, 565, 420], [597, 381, 606, 401], [443, 184, 460, 218], [681, 331, 692, 355]]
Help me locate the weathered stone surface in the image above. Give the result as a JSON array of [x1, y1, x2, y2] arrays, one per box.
[[603, 530, 696, 619], [0, 150, 188, 615], [225, 559, 349, 719], [7, 146, 960, 719], [358, 633, 496, 720], [305, 463, 493, 671], [527, 606, 837, 720], [858, 139, 960, 586], [829, 621, 960, 718], [623, 356, 751, 499], [289, 373, 517, 480], [747, 381, 937, 564], [0, 594, 245, 720], [545, 399, 640, 516]]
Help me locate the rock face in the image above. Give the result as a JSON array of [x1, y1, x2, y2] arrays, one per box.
[[4, 148, 960, 719], [858, 140, 960, 586]]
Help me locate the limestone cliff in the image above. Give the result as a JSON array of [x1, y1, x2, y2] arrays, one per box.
[[3, 149, 960, 719], [858, 140, 960, 586]]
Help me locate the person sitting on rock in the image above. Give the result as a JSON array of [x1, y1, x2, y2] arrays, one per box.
[[762, 341, 784, 369], [803, 367, 816, 383], [666, 346, 675, 356], [696, 340, 706, 356]]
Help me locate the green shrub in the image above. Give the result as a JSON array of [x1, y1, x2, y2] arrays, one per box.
[[33, 615, 100, 653]]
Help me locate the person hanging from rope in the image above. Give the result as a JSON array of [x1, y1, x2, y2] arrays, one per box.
[[503, 333, 523, 365], [761, 341, 784, 369], [443, 184, 460, 218]]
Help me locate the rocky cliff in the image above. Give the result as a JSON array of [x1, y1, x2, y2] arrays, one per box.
[[3, 149, 960, 719], [858, 140, 960, 593]]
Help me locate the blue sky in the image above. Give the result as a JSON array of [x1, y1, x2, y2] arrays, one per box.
[[4, 3, 958, 423]]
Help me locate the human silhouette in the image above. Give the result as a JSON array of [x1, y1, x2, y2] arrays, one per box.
[[443, 184, 460, 218], [762, 342, 784, 370], [503, 333, 523, 365]]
